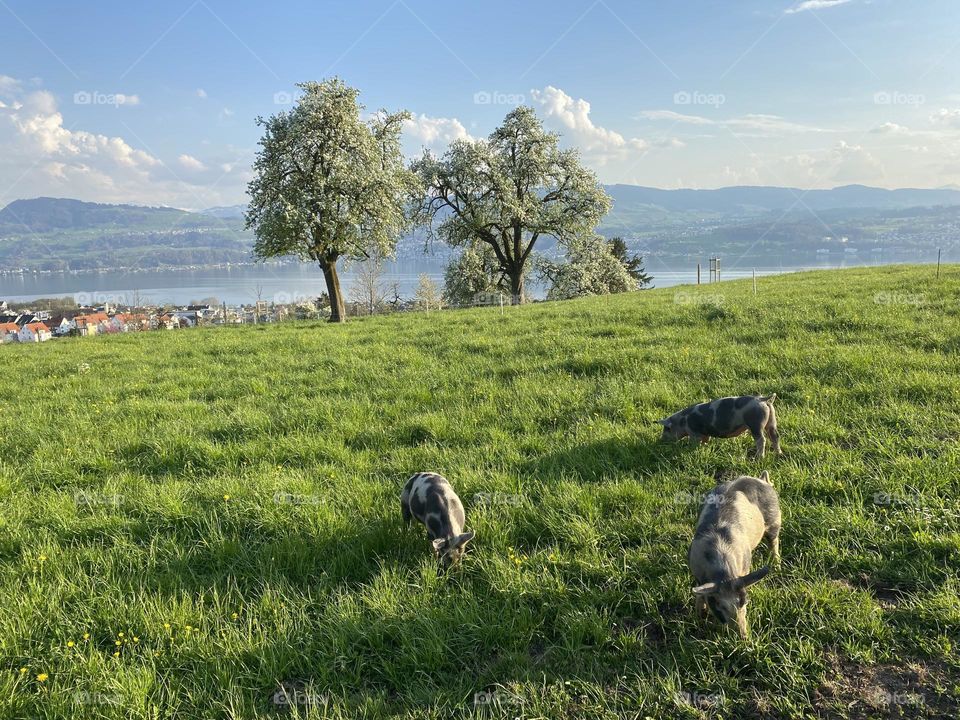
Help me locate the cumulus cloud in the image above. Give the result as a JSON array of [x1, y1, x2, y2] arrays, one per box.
[[786, 0, 853, 14], [177, 154, 206, 171], [0, 78, 247, 208], [871, 122, 910, 134], [930, 108, 960, 128], [530, 86, 648, 165], [196, 88, 208, 100], [403, 113, 474, 151]]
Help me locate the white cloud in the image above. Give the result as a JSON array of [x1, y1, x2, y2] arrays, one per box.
[[930, 108, 960, 128], [637, 110, 713, 125], [786, 0, 853, 14], [530, 86, 648, 165], [403, 113, 474, 151], [0, 78, 247, 208], [639, 109, 830, 135], [177, 154, 206, 172], [196, 88, 208, 100], [871, 122, 910, 134]]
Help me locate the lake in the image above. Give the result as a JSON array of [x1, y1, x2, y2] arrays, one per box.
[[0, 253, 941, 306]]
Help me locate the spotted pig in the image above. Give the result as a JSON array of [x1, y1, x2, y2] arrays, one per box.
[[658, 394, 782, 459], [401, 472, 475, 570], [688, 470, 781, 639]]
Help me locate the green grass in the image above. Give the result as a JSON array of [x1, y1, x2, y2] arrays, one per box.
[[1, 265, 958, 719]]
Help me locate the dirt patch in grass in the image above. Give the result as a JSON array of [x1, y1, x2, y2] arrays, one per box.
[[814, 654, 959, 719]]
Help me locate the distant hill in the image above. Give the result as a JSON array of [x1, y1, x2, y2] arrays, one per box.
[[199, 204, 247, 220], [604, 184, 960, 218], [0, 197, 252, 271], [2, 186, 959, 271], [0, 197, 204, 234]]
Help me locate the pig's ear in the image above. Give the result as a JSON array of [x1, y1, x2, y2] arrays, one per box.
[[431, 538, 447, 552], [656, 418, 670, 427], [692, 582, 718, 596], [759, 470, 770, 483], [452, 531, 475, 549], [736, 566, 770, 588]]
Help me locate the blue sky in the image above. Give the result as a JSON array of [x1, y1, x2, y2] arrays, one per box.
[[1, 0, 959, 208]]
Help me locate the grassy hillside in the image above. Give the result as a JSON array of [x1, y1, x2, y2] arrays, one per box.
[[1, 266, 958, 719]]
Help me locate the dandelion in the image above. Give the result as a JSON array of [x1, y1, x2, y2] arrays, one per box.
[[113, 652, 119, 657], [18, 667, 27, 674], [115, 641, 121, 646], [66, 641, 75, 648], [83, 633, 90, 640], [133, 637, 140, 643], [118, 633, 124, 638], [231, 613, 238, 620], [223, 494, 231, 501], [38, 554, 47, 563], [36, 673, 48, 682], [163, 623, 170, 630]]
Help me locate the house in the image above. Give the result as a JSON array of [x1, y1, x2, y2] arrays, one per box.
[[18, 322, 51, 343], [0, 322, 20, 342], [154, 314, 179, 330], [73, 312, 109, 336], [110, 313, 149, 332]]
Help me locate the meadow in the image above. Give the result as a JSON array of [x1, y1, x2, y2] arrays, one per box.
[[0, 265, 958, 719]]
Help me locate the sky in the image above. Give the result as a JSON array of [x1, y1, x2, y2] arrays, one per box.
[[1, 0, 959, 210]]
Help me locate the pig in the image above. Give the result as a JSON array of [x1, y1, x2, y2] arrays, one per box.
[[401, 472, 475, 570], [688, 470, 781, 639], [657, 394, 782, 459]]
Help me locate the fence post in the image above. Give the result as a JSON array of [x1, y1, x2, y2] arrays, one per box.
[[697, 263, 701, 285], [937, 248, 942, 279]]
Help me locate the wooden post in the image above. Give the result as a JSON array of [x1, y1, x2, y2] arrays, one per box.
[[697, 263, 701, 285], [499, 292, 504, 316], [937, 248, 942, 279]]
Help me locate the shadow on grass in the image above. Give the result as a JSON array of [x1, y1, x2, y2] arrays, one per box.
[[521, 436, 688, 484]]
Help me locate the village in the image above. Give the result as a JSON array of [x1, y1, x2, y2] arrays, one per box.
[[0, 298, 320, 344]]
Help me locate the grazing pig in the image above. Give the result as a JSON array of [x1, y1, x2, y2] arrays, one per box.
[[401, 472, 475, 570], [658, 394, 782, 459], [688, 470, 781, 639]]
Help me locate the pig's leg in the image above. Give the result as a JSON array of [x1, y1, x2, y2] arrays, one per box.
[[750, 424, 766, 459], [767, 523, 781, 563], [765, 405, 782, 455]]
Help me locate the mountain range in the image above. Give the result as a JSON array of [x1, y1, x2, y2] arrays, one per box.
[[1, 184, 959, 271]]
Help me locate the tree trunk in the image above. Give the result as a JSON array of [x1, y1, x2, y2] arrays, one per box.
[[508, 268, 525, 305], [320, 256, 346, 323]]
